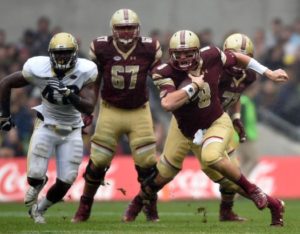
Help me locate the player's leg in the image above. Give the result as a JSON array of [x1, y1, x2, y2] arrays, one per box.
[[199, 113, 284, 226], [72, 101, 120, 222], [128, 102, 158, 221], [192, 131, 246, 222], [26, 121, 66, 224], [34, 128, 83, 222], [221, 131, 246, 221], [219, 151, 247, 221], [25, 121, 54, 210], [123, 116, 190, 222]]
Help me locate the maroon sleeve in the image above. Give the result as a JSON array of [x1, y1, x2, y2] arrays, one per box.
[[152, 63, 176, 98], [223, 50, 237, 68]]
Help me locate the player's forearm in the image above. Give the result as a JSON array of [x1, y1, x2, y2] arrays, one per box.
[[66, 93, 94, 115], [0, 81, 11, 116], [161, 91, 190, 112], [234, 53, 268, 74]]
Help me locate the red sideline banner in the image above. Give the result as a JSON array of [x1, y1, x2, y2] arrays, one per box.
[[0, 156, 299, 202]]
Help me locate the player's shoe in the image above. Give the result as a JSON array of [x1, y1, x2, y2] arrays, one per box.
[[269, 199, 285, 227], [24, 176, 48, 208], [219, 201, 247, 221], [71, 196, 93, 223], [219, 209, 247, 222], [142, 197, 160, 222], [29, 204, 46, 224], [248, 187, 268, 210], [122, 195, 143, 222]]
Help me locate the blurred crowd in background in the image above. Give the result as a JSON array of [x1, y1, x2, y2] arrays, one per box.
[[0, 16, 300, 158]]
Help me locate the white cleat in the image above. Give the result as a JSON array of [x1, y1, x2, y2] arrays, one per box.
[[24, 176, 48, 208], [29, 204, 46, 224]]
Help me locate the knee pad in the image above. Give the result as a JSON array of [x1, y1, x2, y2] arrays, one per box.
[[27, 144, 50, 179], [201, 140, 225, 166], [218, 177, 240, 194], [135, 164, 157, 183], [90, 141, 115, 168], [132, 141, 157, 168], [84, 160, 109, 186], [46, 178, 71, 203], [157, 155, 180, 179]]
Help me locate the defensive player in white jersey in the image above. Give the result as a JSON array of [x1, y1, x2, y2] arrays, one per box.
[[0, 32, 98, 224]]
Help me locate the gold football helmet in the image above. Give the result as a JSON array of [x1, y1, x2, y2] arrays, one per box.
[[169, 30, 200, 71], [48, 32, 78, 73], [110, 9, 140, 45], [223, 33, 254, 57]]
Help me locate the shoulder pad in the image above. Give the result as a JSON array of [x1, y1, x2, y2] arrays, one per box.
[[23, 56, 51, 78], [77, 58, 97, 72]]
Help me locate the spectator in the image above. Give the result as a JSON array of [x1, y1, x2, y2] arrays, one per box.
[[32, 16, 52, 56]]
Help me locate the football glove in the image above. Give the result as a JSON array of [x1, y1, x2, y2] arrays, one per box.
[[0, 115, 14, 131], [47, 80, 71, 96], [232, 118, 246, 143]]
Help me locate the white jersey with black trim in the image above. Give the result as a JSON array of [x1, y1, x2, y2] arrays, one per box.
[[22, 56, 98, 128]]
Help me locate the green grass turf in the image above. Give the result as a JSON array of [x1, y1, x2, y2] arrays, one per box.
[[0, 199, 298, 234]]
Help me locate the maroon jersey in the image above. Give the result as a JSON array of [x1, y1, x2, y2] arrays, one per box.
[[92, 36, 161, 109], [219, 68, 257, 111], [152, 46, 237, 138]]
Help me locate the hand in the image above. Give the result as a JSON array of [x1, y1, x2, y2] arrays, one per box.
[[265, 69, 289, 82], [188, 73, 204, 90], [0, 115, 14, 131], [82, 114, 93, 127], [232, 118, 246, 143], [47, 79, 70, 96], [82, 114, 93, 135]]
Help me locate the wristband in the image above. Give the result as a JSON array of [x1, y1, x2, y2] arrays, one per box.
[[181, 84, 197, 99], [246, 58, 268, 75], [231, 113, 241, 120]]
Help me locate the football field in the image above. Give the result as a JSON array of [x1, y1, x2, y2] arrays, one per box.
[[0, 199, 298, 234]]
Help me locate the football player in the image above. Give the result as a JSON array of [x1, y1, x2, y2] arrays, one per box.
[[123, 30, 287, 226], [217, 33, 257, 221], [0, 32, 98, 224], [72, 9, 162, 223]]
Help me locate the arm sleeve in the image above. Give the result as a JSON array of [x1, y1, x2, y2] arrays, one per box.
[[152, 66, 176, 99]]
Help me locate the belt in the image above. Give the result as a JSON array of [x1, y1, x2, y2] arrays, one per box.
[[44, 124, 79, 131], [37, 113, 79, 135], [44, 124, 79, 136]]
